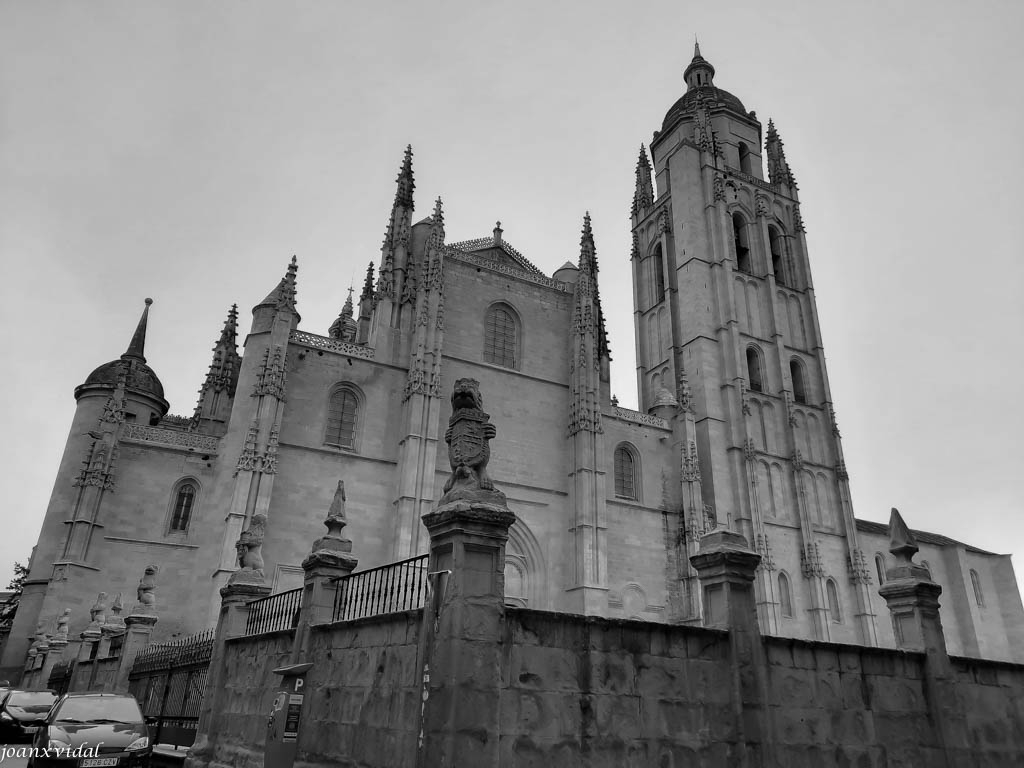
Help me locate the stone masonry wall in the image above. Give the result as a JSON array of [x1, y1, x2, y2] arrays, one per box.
[[207, 611, 422, 768], [500, 609, 1024, 767], [210, 629, 294, 768]]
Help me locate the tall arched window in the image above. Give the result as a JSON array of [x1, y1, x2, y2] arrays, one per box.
[[170, 482, 197, 532], [651, 244, 666, 305], [768, 225, 786, 285], [826, 579, 842, 623], [778, 572, 793, 618], [732, 213, 751, 274], [790, 358, 806, 404], [875, 554, 886, 585], [325, 387, 359, 449], [614, 444, 638, 500], [484, 304, 519, 369], [738, 142, 752, 175], [746, 346, 764, 393], [970, 569, 985, 607]]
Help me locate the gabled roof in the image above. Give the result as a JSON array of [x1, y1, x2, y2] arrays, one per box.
[[855, 519, 998, 556], [449, 236, 545, 276]]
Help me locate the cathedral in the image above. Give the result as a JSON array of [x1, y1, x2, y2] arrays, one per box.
[[4, 44, 1022, 680]]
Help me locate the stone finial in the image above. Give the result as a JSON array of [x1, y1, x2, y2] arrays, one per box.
[[228, 514, 267, 585], [651, 386, 679, 409], [309, 481, 353, 556], [438, 379, 504, 508], [493, 221, 503, 246], [89, 592, 108, 628], [106, 593, 126, 631], [888, 507, 918, 564], [884, 508, 931, 582]]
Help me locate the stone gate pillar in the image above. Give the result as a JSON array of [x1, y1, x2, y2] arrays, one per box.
[[878, 508, 969, 766], [416, 378, 516, 768], [690, 529, 772, 765]]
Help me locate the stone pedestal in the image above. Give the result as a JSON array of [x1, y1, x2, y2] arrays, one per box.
[[292, 550, 357, 662], [78, 628, 101, 662], [417, 498, 516, 768], [186, 581, 270, 768], [114, 613, 157, 692]]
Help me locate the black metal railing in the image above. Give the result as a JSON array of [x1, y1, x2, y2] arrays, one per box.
[[244, 587, 302, 636], [332, 554, 429, 622], [127, 629, 215, 748]]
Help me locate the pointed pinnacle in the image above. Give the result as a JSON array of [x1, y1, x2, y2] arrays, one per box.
[[395, 145, 415, 209], [433, 196, 444, 224], [218, 303, 239, 345], [694, 38, 701, 59], [341, 287, 354, 318], [122, 298, 153, 362], [888, 507, 919, 564], [636, 144, 651, 169]]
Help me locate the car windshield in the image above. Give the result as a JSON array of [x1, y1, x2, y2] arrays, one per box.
[[54, 697, 143, 724], [7, 692, 56, 712]]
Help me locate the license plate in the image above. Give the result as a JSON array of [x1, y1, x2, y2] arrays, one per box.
[[22, 726, 38, 733], [80, 759, 119, 767]]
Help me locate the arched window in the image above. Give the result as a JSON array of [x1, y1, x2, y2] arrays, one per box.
[[614, 444, 638, 500], [790, 358, 806, 404], [746, 346, 764, 393], [484, 304, 519, 369], [970, 569, 985, 607], [325, 387, 359, 449], [778, 572, 793, 618], [768, 225, 786, 285], [732, 213, 751, 274], [875, 554, 886, 585], [826, 579, 842, 623], [651, 244, 666, 305], [170, 481, 197, 532], [738, 142, 752, 175]]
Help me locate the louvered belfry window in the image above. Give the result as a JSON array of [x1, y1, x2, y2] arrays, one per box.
[[326, 389, 358, 448], [170, 483, 196, 531], [484, 306, 518, 369], [614, 445, 636, 499]]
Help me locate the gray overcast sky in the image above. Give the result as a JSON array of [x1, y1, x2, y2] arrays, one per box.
[[2, 1, 1022, 594]]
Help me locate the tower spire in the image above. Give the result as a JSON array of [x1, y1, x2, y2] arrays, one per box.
[[192, 303, 241, 433], [328, 287, 357, 342], [766, 118, 797, 189], [632, 144, 654, 219], [122, 298, 153, 362], [256, 256, 299, 314], [683, 40, 716, 91]]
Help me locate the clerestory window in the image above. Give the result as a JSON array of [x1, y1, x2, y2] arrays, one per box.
[[484, 304, 519, 369]]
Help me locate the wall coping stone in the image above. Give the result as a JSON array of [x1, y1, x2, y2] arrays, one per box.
[[224, 627, 295, 646], [312, 607, 423, 633]]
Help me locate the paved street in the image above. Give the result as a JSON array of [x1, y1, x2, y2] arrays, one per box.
[[0, 744, 30, 768]]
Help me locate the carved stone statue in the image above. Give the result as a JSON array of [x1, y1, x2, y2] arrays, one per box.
[[54, 609, 71, 642], [440, 379, 500, 505], [135, 565, 158, 611], [228, 514, 267, 585]]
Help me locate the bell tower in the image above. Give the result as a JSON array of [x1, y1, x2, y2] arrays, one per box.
[[632, 44, 878, 645]]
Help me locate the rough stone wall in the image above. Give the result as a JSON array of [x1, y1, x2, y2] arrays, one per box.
[[207, 611, 421, 768], [209, 630, 294, 768], [499, 609, 1024, 767], [298, 611, 421, 768]]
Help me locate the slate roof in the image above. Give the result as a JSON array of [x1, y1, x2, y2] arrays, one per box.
[[855, 519, 998, 556]]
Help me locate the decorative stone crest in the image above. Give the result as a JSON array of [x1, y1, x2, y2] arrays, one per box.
[[835, 459, 849, 481], [228, 514, 267, 585], [755, 195, 770, 218], [439, 379, 504, 507], [260, 425, 280, 474], [790, 449, 804, 471], [793, 204, 805, 233], [682, 440, 701, 483], [847, 548, 872, 584], [743, 438, 757, 462], [252, 345, 287, 400], [755, 533, 776, 571], [234, 420, 260, 475], [657, 207, 671, 234], [713, 175, 725, 202], [800, 542, 824, 578], [676, 370, 694, 414]]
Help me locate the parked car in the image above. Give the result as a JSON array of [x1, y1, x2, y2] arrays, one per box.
[[0, 689, 57, 742], [28, 692, 151, 768]]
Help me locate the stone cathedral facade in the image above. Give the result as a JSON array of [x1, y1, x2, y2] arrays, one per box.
[[5, 46, 1022, 679]]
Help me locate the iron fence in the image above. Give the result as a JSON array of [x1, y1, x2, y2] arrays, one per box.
[[332, 554, 429, 622], [244, 587, 302, 636], [127, 628, 214, 748], [47, 660, 74, 695]]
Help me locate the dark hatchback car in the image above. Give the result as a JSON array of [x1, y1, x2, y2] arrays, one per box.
[[0, 689, 57, 742], [28, 693, 151, 768]]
